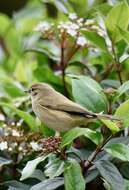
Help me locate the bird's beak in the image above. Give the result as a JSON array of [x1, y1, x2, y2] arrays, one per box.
[[24, 89, 31, 93]]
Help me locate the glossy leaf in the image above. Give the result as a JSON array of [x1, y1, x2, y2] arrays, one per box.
[[44, 154, 64, 178], [104, 143, 129, 161], [105, 136, 129, 147], [0, 157, 12, 167], [116, 80, 129, 98], [95, 160, 124, 190], [61, 127, 103, 148], [81, 30, 108, 52], [3, 180, 30, 190], [105, 1, 129, 42], [30, 178, 64, 190], [72, 76, 108, 112], [20, 155, 49, 180], [115, 99, 129, 128], [64, 159, 85, 190], [100, 119, 120, 133]]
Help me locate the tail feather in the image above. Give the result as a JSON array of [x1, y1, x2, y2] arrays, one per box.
[[84, 111, 120, 121]]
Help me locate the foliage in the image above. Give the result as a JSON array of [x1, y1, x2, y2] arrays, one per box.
[[1, 0, 129, 190]]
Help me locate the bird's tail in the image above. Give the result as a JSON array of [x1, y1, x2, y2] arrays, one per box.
[[84, 111, 120, 121]]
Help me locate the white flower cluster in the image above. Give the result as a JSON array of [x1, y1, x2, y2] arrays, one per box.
[[69, 13, 77, 20], [30, 141, 42, 151], [0, 141, 8, 151], [33, 14, 103, 47], [58, 13, 88, 46], [58, 21, 79, 37], [34, 21, 52, 33], [77, 36, 87, 46]]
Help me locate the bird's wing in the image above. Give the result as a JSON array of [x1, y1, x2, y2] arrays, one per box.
[[39, 90, 95, 117]]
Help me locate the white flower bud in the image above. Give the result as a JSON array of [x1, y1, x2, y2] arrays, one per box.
[[77, 36, 87, 46], [69, 13, 77, 20], [34, 21, 51, 32], [30, 141, 41, 151], [0, 141, 8, 150]]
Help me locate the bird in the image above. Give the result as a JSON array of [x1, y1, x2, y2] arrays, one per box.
[[26, 83, 119, 132]]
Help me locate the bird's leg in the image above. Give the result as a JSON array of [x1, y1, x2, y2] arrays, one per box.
[[55, 131, 60, 137]]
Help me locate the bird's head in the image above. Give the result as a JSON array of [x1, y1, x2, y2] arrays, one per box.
[[25, 83, 54, 100]]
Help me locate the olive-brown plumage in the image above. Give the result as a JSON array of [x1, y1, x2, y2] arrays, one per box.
[[27, 83, 118, 132]]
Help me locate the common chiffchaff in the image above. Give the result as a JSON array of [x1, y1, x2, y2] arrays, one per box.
[[27, 83, 118, 132]]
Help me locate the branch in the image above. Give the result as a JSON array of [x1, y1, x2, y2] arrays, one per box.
[[60, 32, 68, 97], [84, 135, 113, 170], [111, 41, 123, 85]]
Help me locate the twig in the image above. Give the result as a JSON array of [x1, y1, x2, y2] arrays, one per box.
[[60, 32, 69, 97], [111, 41, 123, 85], [84, 135, 113, 170], [101, 63, 114, 80]]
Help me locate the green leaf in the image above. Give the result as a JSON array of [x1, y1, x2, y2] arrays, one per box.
[[29, 170, 45, 181], [3, 180, 30, 190], [72, 76, 108, 112], [30, 178, 64, 190], [68, 0, 88, 17], [14, 61, 28, 83], [34, 65, 61, 87], [20, 155, 49, 181], [0, 157, 12, 167], [100, 119, 120, 133], [0, 14, 11, 35], [81, 30, 108, 52], [115, 99, 129, 128], [118, 28, 129, 44], [61, 127, 103, 148], [44, 154, 64, 178], [95, 160, 124, 190], [105, 1, 129, 42], [125, 179, 129, 190], [86, 168, 99, 183], [0, 77, 25, 98], [64, 159, 85, 190], [104, 143, 129, 161], [102, 178, 112, 190], [105, 136, 129, 147], [116, 80, 129, 98], [0, 102, 38, 132]]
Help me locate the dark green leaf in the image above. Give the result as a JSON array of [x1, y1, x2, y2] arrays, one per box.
[[29, 170, 46, 181], [64, 159, 85, 190], [20, 155, 49, 181], [0, 157, 12, 167], [95, 160, 124, 190], [3, 180, 30, 190], [61, 127, 103, 148], [116, 80, 129, 98], [125, 179, 129, 190], [119, 163, 129, 179], [105, 136, 129, 147], [86, 168, 99, 183], [30, 178, 64, 190], [104, 143, 129, 161], [44, 154, 64, 178], [72, 76, 108, 112]]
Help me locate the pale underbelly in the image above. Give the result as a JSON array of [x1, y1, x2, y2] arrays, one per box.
[[32, 103, 87, 131]]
